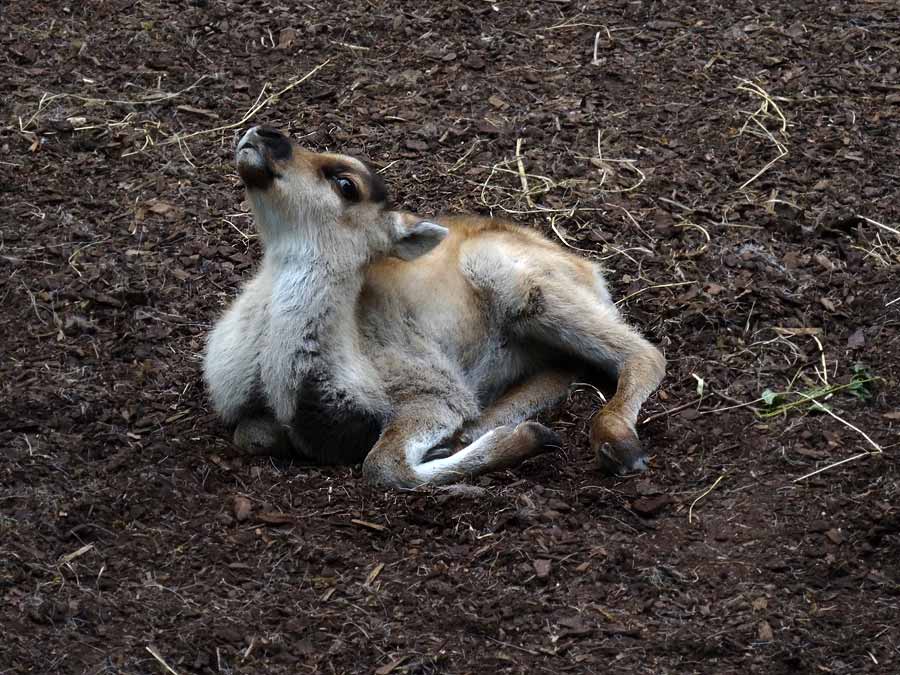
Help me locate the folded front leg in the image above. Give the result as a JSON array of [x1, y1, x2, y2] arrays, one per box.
[[362, 399, 561, 488], [459, 368, 575, 444]]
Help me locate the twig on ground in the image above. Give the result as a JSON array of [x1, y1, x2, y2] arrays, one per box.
[[223, 218, 256, 240], [514, 138, 534, 208], [448, 139, 482, 174], [591, 129, 646, 193], [146, 645, 180, 675], [793, 452, 876, 484], [640, 396, 703, 426], [571, 381, 608, 403], [756, 378, 875, 419], [484, 636, 539, 656], [477, 160, 557, 207], [811, 335, 829, 387], [688, 473, 727, 524], [546, 214, 594, 254], [592, 28, 614, 65], [160, 60, 331, 146], [797, 394, 882, 452], [857, 214, 900, 237], [59, 544, 94, 564], [673, 221, 710, 258], [792, 390, 883, 483], [700, 397, 765, 416], [19, 76, 210, 132], [616, 280, 694, 306], [735, 78, 789, 190]]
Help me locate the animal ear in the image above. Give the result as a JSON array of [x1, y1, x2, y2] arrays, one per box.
[[391, 218, 448, 261]]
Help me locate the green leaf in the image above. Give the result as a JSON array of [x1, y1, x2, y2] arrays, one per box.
[[760, 389, 779, 406]]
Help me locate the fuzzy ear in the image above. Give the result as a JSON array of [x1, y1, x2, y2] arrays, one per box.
[[391, 219, 449, 261]]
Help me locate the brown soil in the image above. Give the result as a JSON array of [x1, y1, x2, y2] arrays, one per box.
[[3, 1, 899, 673]]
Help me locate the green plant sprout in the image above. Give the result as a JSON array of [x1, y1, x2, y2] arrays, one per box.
[[757, 363, 878, 418]]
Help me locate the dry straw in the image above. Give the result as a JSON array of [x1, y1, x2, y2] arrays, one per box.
[[735, 78, 789, 190]]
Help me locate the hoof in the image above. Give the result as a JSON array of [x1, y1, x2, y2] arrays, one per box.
[[591, 413, 648, 475], [595, 440, 649, 475], [514, 421, 563, 451], [233, 417, 289, 456]]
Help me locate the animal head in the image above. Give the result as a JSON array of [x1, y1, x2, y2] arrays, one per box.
[[235, 126, 447, 263]]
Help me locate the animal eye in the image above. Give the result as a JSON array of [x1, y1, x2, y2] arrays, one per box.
[[333, 176, 359, 202]]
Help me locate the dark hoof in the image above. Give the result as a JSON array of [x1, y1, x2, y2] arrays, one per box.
[[595, 439, 649, 475], [233, 417, 290, 456], [515, 421, 563, 450], [591, 413, 648, 475]]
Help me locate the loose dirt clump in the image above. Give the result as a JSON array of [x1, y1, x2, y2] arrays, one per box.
[[2, 1, 898, 673]]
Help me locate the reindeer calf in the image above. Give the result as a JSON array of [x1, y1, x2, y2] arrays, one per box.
[[203, 126, 666, 488]]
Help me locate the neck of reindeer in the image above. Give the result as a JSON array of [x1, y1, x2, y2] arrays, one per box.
[[263, 235, 366, 334], [260, 237, 366, 422]]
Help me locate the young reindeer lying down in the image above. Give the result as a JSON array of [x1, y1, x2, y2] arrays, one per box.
[[203, 126, 666, 488]]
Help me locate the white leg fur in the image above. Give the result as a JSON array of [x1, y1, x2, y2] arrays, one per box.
[[203, 278, 268, 425]]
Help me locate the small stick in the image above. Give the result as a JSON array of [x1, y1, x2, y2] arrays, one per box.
[[688, 473, 726, 524], [811, 335, 828, 387], [739, 152, 788, 191], [572, 381, 608, 403], [161, 60, 331, 145], [223, 218, 256, 240], [794, 391, 882, 454], [241, 637, 256, 662], [547, 214, 592, 254], [448, 139, 481, 174], [856, 214, 900, 237], [492, 205, 606, 215], [546, 215, 643, 266], [673, 221, 710, 258], [20, 76, 210, 131], [700, 397, 765, 416], [514, 138, 534, 208], [616, 280, 695, 306], [146, 645, 180, 675], [365, 562, 385, 586], [351, 518, 387, 532], [735, 78, 789, 190], [793, 451, 874, 484], [594, 129, 646, 193], [736, 78, 788, 132], [640, 397, 703, 426], [484, 636, 539, 656], [592, 26, 613, 64], [60, 543, 94, 564], [791, 391, 883, 484]]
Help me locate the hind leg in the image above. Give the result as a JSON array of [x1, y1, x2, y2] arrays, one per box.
[[518, 290, 665, 474], [460, 239, 665, 473]]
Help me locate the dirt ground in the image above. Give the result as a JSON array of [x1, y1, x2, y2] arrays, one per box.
[[2, 1, 899, 673]]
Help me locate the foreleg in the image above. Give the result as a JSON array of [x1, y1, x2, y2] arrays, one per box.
[[362, 399, 560, 488], [460, 368, 575, 443]]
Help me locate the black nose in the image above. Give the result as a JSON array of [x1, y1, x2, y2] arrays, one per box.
[[255, 127, 284, 141], [248, 126, 292, 160]]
